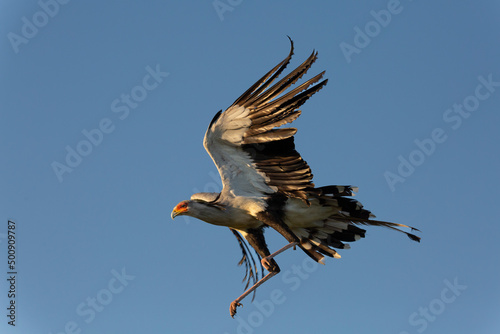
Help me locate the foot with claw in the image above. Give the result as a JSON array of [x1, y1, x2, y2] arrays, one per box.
[[230, 301, 242, 318], [228, 241, 298, 318], [261, 257, 273, 271]]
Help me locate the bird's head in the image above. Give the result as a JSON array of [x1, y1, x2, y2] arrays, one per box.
[[171, 200, 191, 219], [171, 197, 225, 225]]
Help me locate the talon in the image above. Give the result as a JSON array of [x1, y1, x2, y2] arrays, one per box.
[[230, 301, 242, 318], [261, 258, 272, 271]]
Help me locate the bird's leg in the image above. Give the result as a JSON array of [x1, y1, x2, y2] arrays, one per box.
[[256, 211, 300, 243], [230, 228, 280, 317], [230, 241, 300, 317], [257, 211, 324, 263], [261, 241, 299, 270], [230, 269, 279, 318]]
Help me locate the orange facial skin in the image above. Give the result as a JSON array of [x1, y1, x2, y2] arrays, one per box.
[[171, 201, 189, 219]]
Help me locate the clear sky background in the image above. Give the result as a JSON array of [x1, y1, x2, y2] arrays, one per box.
[[1, 1, 499, 333]]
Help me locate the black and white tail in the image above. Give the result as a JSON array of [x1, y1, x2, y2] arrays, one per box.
[[294, 185, 420, 262]]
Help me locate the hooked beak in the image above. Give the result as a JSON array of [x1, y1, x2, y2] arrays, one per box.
[[171, 201, 189, 220], [171, 207, 187, 220]]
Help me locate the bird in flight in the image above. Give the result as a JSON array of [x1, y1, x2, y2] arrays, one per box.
[[171, 39, 420, 318]]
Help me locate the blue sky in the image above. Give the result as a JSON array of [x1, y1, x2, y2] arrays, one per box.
[[1, 0, 500, 333]]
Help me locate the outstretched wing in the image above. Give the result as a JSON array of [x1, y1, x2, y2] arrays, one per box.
[[203, 39, 328, 201]]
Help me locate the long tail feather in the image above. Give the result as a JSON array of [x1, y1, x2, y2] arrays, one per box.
[[338, 217, 421, 242]]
